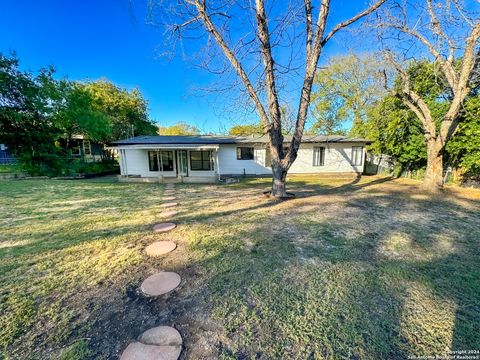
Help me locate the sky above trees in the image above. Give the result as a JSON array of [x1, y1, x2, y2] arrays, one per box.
[[0, 0, 375, 133]]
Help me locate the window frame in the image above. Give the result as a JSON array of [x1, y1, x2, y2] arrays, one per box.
[[351, 146, 363, 166], [148, 150, 174, 172], [190, 150, 213, 171], [83, 140, 92, 156], [148, 151, 159, 171], [313, 146, 325, 166], [236, 147, 255, 160]]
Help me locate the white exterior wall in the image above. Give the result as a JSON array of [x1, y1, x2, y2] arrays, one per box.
[[118, 142, 366, 178], [121, 149, 177, 177], [119, 148, 216, 178], [289, 143, 365, 174], [217, 145, 271, 175]]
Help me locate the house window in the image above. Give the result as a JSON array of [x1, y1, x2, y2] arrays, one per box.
[[190, 151, 213, 171], [236, 147, 254, 160], [148, 151, 174, 171], [149, 151, 159, 171], [84, 140, 92, 156], [351, 146, 363, 166], [313, 147, 325, 166], [160, 151, 174, 171]]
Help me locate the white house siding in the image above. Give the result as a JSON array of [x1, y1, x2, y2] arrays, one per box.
[[120, 149, 177, 178], [119, 148, 216, 178], [217, 145, 271, 175], [118, 142, 366, 179], [289, 143, 365, 174]]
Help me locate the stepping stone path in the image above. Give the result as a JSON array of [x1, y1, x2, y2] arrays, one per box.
[[145, 241, 176, 257], [141, 272, 181, 297], [161, 202, 178, 208], [121, 326, 182, 360], [153, 222, 176, 233], [122, 184, 185, 358], [160, 210, 178, 218]]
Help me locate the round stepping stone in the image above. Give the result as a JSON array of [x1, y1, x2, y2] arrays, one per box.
[[160, 210, 178, 218], [162, 196, 176, 201], [120, 342, 181, 360], [145, 241, 176, 257], [164, 190, 176, 195], [139, 326, 182, 347], [141, 272, 181, 297], [153, 223, 176, 233], [161, 202, 178, 208]]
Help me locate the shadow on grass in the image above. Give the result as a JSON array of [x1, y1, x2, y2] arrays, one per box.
[[84, 176, 480, 358], [3, 176, 479, 358]]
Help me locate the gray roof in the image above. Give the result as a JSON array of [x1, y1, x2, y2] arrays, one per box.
[[110, 134, 371, 146]]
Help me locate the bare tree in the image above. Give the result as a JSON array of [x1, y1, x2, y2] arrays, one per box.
[[377, 0, 480, 191], [148, 0, 385, 197]]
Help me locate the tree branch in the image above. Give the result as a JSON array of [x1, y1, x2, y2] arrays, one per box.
[[192, 0, 271, 130], [321, 0, 386, 46], [255, 0, 282, 145]]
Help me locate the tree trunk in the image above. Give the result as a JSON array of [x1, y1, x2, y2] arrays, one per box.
[[271, 163, 288, 198], [422, 142, 444, 192]]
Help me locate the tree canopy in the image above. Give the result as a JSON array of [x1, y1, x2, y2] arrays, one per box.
[[158, 122, 200, 135], [0, 52, 157, 175], [310, 54, 388, 136]]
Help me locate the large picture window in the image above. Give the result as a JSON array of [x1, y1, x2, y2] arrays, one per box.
[[190, 151, 213, 171], [313, 147, 325, 166], [148, 151, 174, 171], [236, 147, 254, 160], [351, 146, 363, 166]]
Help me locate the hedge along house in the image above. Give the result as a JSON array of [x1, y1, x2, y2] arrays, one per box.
[[110, 135, 371, 183]]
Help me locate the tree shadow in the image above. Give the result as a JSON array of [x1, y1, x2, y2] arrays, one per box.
[[14, 177, 478, 359]]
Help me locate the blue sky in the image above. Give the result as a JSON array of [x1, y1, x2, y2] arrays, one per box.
[[0, 0, 371, 133]]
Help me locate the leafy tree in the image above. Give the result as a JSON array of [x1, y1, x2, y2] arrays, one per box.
[[446, 97, 480, 176], [310, 54, 388, 136], [158, 121, 200, 135], [55, 83, 111, 145], [0, 53, 157, 175], [0, 53, 65, 174], [365, 94, 426, 172], [377, 1, 480, 191], [228, 123, 264, 136], [80, 80, 157, 141]]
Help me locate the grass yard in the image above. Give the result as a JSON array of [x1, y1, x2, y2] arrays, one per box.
[[1, 175, 479, 359]]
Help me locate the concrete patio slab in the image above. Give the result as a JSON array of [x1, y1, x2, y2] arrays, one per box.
[[140, 272, 181, 297], [153, 223, 176, 233], [145, 241, 176, 257]]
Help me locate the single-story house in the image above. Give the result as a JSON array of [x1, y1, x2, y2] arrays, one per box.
[[110, 135, 371, 183], [61, 135, 114, 162]]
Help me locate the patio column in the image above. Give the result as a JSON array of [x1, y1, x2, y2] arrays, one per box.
[[216, 149, 220, 180]]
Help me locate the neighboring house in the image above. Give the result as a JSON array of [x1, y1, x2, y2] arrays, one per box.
[[67, 135, 112, 162], [110, 135, 370, 183], [0, 144, 16, 165]]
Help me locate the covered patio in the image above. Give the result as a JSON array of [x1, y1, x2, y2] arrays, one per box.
[[115, 144, 220, 183]]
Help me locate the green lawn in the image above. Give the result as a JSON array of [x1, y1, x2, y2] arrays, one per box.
[[1, 176, 479, 359]]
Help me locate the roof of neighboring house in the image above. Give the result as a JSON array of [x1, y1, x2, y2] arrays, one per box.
[[110, 135, 371, 146]]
